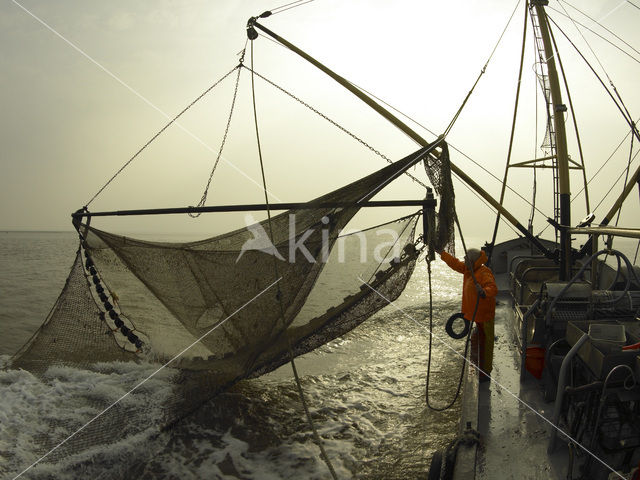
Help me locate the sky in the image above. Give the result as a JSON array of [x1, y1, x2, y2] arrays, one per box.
[[1, 0, 639, 246]]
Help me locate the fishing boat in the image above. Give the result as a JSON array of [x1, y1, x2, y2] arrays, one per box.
[[422, 2, 640, 480], [4, 1, 640, 479], [239, 5, 640, 478]]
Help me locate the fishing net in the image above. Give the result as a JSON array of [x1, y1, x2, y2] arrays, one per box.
[[6, 146, 438, 473], [423, 142, 456, 255]]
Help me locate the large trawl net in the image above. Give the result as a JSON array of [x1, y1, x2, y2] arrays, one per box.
[[13, 146, 430, 370], [7, 147, 433, 471]]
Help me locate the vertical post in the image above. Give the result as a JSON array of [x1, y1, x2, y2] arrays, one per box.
[[532, 1, 572, 280], [423, 187, 436, 261], [591, 234, 599, 287]]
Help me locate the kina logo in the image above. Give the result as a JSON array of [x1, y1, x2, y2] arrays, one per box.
[[236, 213, 331, 264], [236, 214, 285, 262]]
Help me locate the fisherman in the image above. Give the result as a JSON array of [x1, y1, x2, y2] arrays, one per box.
[[437, 247, 497, 382]]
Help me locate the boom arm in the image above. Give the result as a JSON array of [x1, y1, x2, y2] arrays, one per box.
[[249, 17, 554, 258]]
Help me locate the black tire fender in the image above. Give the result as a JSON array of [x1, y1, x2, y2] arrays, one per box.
[[427, 450, 443, 480], [445, 313, 470, 340]]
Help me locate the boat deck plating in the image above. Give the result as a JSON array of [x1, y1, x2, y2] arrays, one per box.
[[454, 273, 591, 480], [476, 273, 570, 479]]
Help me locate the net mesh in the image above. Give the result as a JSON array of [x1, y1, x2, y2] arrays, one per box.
[[7, 147, 437, 471], [423, 143, 456, 255]]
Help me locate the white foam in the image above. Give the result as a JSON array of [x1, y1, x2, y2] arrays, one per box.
[[0, 361, 177, 479]]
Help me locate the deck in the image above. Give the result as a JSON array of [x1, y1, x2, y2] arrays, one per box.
[[454, 272, 573, 480]]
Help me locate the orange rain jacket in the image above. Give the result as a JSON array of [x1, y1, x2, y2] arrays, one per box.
[[440, 250, 498, 324]]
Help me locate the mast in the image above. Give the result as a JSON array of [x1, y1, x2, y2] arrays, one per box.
[[248, 17, 554, 259], [531, 1, 573, 280]]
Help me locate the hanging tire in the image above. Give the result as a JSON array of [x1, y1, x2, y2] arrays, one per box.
[[445, 313, 470, 340], [427, 450, 443, 480]]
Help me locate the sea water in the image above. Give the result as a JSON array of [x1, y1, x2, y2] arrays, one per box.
[[0, 231, 467, 479]]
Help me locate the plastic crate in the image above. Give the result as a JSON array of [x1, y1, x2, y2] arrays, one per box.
[[588, 323, 626, 352]]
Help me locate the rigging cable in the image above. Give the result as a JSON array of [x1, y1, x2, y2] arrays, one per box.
[[549, 4, 640, 64], [553, 4, 639, 136], [614, 126, 635, 227], [268, 0, 317, 16], [540, 116, 639, 232], [547, 15, 640, 143], [254, 30, 549, 222], [442, 0, 522, 138], [533, 14, 640, 237], [538, 141, 639, 238], [243, 63, 428, 188], [489, 0, 529, 255], [559, 0, 640, 58], [248, 38, 339, 480], [84, 65, 240, 207], [424, 259, 473, 411], [636, 164, 640, 264], [350, 82, 547, 220], [590, 150, 639, 214], [581, 126, 635, 195], [547, 17, 591, 213], [530, 25, 540, 233]]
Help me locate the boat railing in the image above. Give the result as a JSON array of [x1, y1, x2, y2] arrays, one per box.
[[508, 254, 554, 274], [509, 256, 554, 301], [510, 256, 591, 305], [513, 265, 559, 305]]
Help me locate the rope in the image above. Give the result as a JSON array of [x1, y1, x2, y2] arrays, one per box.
[[248, 39, 338, 480], [425, 214, 482, 411], [458, 181, 523, 238], [189, 65, 244, 217], [85, 65, 240, 207], [424, 259, 475, 411], [442, 70, 485, 139], [554, 3, 613, 81]]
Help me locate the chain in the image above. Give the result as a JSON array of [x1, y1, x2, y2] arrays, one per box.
[[242, 65, 428, 188], [190, 63, 244, 217], [85, 65, 241, 208]]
